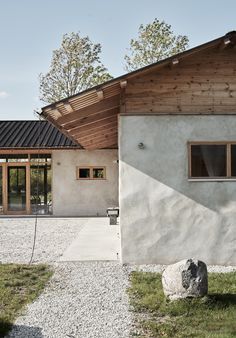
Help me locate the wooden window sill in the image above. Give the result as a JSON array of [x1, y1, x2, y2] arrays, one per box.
[[188, 178, 236, 182]]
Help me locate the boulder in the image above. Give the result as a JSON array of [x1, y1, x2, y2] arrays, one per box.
[[162, 258, 208, 300]]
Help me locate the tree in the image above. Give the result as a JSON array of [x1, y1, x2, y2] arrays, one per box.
[[124, 19, 189, 72], [39, 32, 112, 103]]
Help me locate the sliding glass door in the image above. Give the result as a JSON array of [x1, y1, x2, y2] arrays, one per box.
[[0, 153, 52, 214], [7, 166, 26, 211], [30, 166, 52, 215]]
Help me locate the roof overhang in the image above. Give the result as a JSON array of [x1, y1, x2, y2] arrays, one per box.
[[41, 31, 236, 150], [41, 81, 125, 149]]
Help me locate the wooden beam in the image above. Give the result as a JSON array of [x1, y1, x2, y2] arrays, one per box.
[[172, 58, 179, 66], [0, 149, 54, 154], [69, 115, 117, 135], [76, 127, 117, 142], [72, 120, 117, 139], [224, 37, 231, 45], [2, 164, 7, 213], [78, 131, 118, 146], [85, 137, 118, 149], [86, 138, 118, 149], [81, 133, 118, 146], [120, 80, 127, 88], [64, 102, 74, 113], [58, 95, 120, 126], [66, 108, 119, 131], [48, 108, 62, 120], [26, 164, 31, 214], [96, 89, 104, 101], [46, 115, 81, 146], [120, 88, 126, 114], [219, 37, 232, 50]]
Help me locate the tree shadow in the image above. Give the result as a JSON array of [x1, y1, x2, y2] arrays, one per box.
[[208, 293, 236, 308], [0, 321, 43, 338]]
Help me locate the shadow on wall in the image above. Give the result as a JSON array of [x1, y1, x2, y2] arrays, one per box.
[[123, 160, 236, 214], [120, 115, 236, 214], [5, 324, 43, 338], [119, 115, 236, 264], [120, 161, 236, 264]]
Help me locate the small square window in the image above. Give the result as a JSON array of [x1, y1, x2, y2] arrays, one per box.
[[78, 168, 90, 179], [93, 168, 105, 179]]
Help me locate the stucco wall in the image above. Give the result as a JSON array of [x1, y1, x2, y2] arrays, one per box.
[[119, 115, 236, 265], [52, 149, 118, 216]]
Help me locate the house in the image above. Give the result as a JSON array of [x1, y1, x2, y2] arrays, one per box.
[[0, 121, 118, 216], [2, 31, 236, 265]]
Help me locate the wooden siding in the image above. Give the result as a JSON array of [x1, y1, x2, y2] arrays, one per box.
[[124, 46, 236, 114], [41, 32, 236, 149]]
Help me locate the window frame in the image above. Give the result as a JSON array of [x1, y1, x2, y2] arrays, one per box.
[[188, 142, 236, 181], [76, 166, 106, 180]]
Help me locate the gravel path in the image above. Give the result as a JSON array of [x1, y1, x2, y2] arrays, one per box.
[[7, 262, 236, 338], [2, 218, 236, 338], [7, 262, 133, 338], [0, 218, 88, 264]]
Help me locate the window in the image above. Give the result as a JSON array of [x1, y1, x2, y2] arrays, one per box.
[[0, 154, 28, 162], [76, 167, 106, 180], [78, 168, 90, 179], [30, 154, 51, 164], [93, 168, 105, 179], [189, 143, 236, 179]]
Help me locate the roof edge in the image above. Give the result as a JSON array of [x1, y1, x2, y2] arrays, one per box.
[[41, 31, 236, 113]]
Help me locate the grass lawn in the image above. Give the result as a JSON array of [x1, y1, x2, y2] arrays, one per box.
[[0, 264, 53, 338], [128, 271, 236, 337]]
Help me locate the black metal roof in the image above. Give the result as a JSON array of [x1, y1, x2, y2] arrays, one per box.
[[0, 120, 81, 148]]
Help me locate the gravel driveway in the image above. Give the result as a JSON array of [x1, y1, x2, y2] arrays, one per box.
[[1, 218, 134, 338], [2, 218, 236, 338], [0, 218, 88, 264]]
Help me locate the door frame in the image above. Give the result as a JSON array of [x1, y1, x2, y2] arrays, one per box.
[[0, 150, 53, 215], [0, 162, 30, 215]]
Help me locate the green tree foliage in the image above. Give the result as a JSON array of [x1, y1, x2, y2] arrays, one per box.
[[124, 19, 189, 72], [39, 32, 112, 103]]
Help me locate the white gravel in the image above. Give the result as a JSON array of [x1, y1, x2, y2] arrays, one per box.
[[2, 218, 236, 338], [7, 262, 133, 338], [0, 218, 88, 264]]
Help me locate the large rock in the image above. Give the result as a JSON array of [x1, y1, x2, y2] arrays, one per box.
[[162, 258, 208, 300]]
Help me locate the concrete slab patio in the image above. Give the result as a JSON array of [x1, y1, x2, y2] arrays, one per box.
[[60, 217, 120, 261], [0, 217, 120, 263]]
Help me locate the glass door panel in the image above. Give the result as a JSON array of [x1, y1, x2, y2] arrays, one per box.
[[0, 166, 3, 213], [8, 166, 26, 211], [30, 166, 52, 215]]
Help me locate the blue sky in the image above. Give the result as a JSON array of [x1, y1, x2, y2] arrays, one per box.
[[0, 0, 235, 120]]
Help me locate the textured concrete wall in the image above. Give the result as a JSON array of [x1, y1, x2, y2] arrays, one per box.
[[52, 150, 118, 216], [119, 115, 236, 265]]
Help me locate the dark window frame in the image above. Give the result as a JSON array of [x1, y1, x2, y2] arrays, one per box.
[[188, 142, 236, 180]]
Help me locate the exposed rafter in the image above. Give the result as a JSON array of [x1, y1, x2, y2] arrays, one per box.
[[40, 31, 236, 150]]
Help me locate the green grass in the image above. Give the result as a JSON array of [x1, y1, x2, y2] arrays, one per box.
[[128, 271, 236, 337], [0, 264, 53, 338]]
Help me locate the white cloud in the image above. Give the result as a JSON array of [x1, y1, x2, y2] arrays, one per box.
[[0, 91, 9, 99]]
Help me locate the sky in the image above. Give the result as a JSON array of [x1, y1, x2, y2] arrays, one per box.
[[0, 0, 235, 120]]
